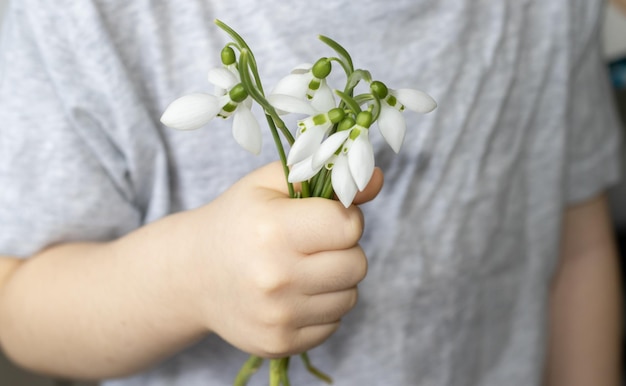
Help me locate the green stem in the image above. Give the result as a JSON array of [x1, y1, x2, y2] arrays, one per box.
[[235, 50, 295, 197], [233, 355, 264, 386], [266, 113, 295, 198], [328, 56, 352, 79], [312, 168, 329, 197], [318, 35, 354, 73], [301, 181, 311, 198], [309, 169, 322, 194], [280, 357, 291, 386], [300, 352, 333, 384], [321, 173, 335, 199], [269, 359, 280, 386], [269, 358, 291, 386], [344, 69, 372, 96], [238, 51, 294, 143]]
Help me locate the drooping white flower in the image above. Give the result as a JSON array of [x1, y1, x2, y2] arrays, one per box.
[[373, 82, 437, 153], [332, 152, 358, 208], [288, 113, 376, 208], [347, 132, 375, 191], [160, 69, 262, 155], [377, 105, 406, 154], [270, 58, 336, 112], [328, 132, 374, 207]]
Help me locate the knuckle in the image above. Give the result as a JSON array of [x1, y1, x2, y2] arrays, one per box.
[[262, 304, 294, 328], [253, 219, 283, 249], [259, 329, 297, 358], [252, 266, 290, 295]]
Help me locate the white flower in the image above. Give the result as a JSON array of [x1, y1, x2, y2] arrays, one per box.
[[331, 153, 358, 208], [329, 131, 375, 208], [270, 60, 335, 112], [288, 114, 375, 208], [160, 67, 262, 155], [377, 88, 437, 153]]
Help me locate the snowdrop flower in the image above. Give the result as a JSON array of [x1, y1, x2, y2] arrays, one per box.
[[371, 81, 437, 153], [160, 69, 262, 155], [289, 112, 375, 208], [270, 58, 336, 112], [268, 94, 344, 166]]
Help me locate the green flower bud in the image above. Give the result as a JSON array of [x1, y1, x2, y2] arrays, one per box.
[[328, 107, 346, 124], [370, 81, 388, 99], [312, 57, 332, 79], [356, 110, 373, 128], [229, 84, 248, 103], [337, 116, 356, 132], [221, 46, 237, 66]]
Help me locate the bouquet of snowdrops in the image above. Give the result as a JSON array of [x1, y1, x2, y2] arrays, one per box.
[[160, 19, 436, 386]]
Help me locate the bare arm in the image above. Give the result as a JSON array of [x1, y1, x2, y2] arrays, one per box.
[[0, 163, 383, 381], [544, 194, 622, 385], [0, 213, 210, 380]]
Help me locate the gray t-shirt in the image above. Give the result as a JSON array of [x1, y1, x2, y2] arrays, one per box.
[[0, 1, 621, 385]]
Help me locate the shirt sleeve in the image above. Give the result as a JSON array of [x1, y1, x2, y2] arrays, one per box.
[[565, 3, 623, 204], [0, 1, 141, 257]]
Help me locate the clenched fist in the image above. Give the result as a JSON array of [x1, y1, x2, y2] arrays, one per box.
[[187, 162, 383, 358]]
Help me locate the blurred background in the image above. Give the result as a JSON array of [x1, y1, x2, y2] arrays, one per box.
[[0, 1, 625, 385]]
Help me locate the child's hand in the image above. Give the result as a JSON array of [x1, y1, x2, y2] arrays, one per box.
[[188, 162, 383, 358]]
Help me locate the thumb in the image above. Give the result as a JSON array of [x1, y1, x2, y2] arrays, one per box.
[[244, 162, 384, 205], [353, 167, 384, 205]]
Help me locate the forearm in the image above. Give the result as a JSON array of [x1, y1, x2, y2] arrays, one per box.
[[0, 212, 208, 380], [544, 196, 622, 386]]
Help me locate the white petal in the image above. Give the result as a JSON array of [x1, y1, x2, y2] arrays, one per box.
[[268, 94, 318, 116], [312, 130, 351, 169], [311, 81, 336, 112], [286, 126, 327, 165], [208, 68, 239, 90], [291, 63, 313, 74], [271, 73, 311, 99], [377, 105, 407, 153], [392, 89, 437, 113], [288, 156, 323, 183], [232, 106, 262, 155], [332, 154, 358, 208], [348, 133, 375, 191], [160, 93, 220, 131]]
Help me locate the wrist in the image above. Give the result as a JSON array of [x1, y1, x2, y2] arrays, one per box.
[[110, 211, 212, 336]]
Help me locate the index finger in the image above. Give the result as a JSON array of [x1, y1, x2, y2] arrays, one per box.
[[268, 196, 364, 254]]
